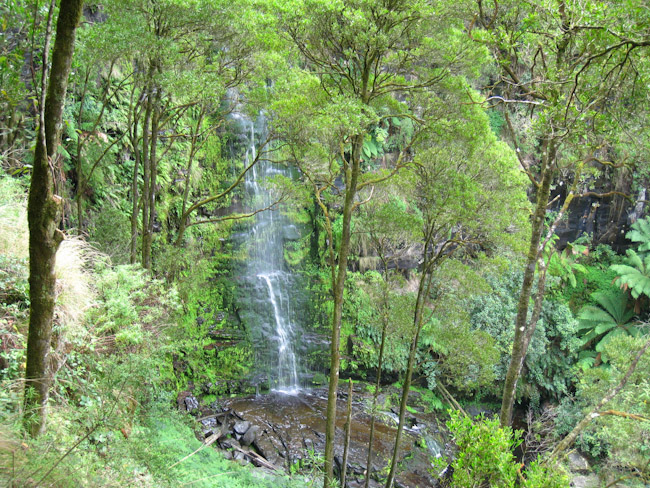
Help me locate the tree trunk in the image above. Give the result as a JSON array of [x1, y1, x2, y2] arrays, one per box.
[[129, 101, 141, 265], [385, 262, 433, 488], [500, 141, 556, 427], [364, 256, 391, 488], [323, 135, 362, 488], [176, 107, 204, 246], [341, 379, 353, 488], [140, 82, 153, 269], [24, 0, 84, 437], [143, 90, 160, 270], [128, 82, 143, 264]]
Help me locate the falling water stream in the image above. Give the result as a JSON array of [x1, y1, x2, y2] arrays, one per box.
[[233, 110, 302, 393]]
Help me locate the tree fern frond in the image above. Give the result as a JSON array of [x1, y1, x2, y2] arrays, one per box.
[[627, 217, 650, 253]]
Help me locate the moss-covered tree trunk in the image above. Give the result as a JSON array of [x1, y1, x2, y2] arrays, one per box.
[[129, 89, 142, 265], [140, 82, 153, 269], [24, 0, 84, 437], [385, 230, 437, 488], [364, 255, 390, 488], [500, 142, 556, 427], [323, 133, 362, 487]]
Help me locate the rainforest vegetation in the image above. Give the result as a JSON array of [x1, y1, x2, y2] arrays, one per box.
[[1, 0, 649, 487]]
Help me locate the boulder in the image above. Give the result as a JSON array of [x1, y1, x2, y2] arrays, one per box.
[[220, 437, 241, 451], [570, 474, 600, 488], [234, 450, 249, 465], [234, 420, 251, 435], [253, 432, 284, 467], [177, 391, 199, 412], [184, 395, 199, 412], [200, 417, 218, 437], [568, 452, 590, 473], [241, 425, 260, 446]]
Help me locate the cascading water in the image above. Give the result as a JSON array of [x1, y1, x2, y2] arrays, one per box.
[[232, 111, 303, 393]]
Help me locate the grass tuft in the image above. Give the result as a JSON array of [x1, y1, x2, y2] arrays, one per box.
[[0, 176, 28, 259], [54, 237, 102, 338]]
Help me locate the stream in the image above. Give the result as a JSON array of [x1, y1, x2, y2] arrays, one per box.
[[193, 386, 447, 488]]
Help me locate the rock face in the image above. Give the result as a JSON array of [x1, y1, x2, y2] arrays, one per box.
[[568, 452, 590, 473], [551, 178, 644, 251]]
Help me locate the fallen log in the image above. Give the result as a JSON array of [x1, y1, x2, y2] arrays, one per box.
[[231, 444, 281, 472]]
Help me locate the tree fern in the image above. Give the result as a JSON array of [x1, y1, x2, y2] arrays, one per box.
[[577, 289, 639, 366], [627, 217, 650, 254], [611, 250, 650, 300]]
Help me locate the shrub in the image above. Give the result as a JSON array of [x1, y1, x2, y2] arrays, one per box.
[[469, 271, 580, 403], [443, 411, 569, 488]]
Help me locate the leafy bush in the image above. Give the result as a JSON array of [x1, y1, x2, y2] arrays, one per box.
[[344, 272, 413, 374], [0, 176, 28, 258], [446, 411, 520, 487], [554, 333, 650, 481], [89, 263, 181, 349], [443, 411, 568, 488], [88, 205, 132, 265], [469, 271, 580, 403]]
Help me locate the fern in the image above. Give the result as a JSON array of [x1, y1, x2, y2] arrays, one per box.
[[611, 250, 650, 299], [577, 289, 640, 364], [627, 217, 650, 253]]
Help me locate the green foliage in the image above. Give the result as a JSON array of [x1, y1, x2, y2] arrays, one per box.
[[611, 249, 650, 300], [88, 205, 132, 265], [577, 289, 641, 367], [0, 176, 28, 258], [0, 254, 29, 311], [555, 334, 650, 473], [411, 386, 444, 413], [443, 411, 568, 488], [487, 109, 505, 136], [523, 458, 570, 488], [626, 217, 650, 254], [470, 271, 580, 402], [546, 237, 588, 290], [446, 411, 520, 488], [89, 263, 181, 348], [343, 272, 412, 375], [127, 403, 301, 488]]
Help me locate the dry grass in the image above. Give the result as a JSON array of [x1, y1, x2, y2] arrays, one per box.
[[54, 237, 102, 338], [0, 177, 28, 259], [0, 177, 103, 339]]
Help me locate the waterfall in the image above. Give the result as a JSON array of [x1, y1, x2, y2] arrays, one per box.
[[234, 111, 302, 394], [258, 273, 299, 391]]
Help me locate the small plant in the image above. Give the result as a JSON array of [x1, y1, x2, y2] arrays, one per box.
[[546, 236, 588, 289]]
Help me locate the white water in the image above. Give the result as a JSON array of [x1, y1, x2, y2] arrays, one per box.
[[237, 112, 302, 393], [258, 273, 299, 393]]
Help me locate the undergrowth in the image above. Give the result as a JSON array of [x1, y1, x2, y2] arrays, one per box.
[[0, 177, 306, 488]]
